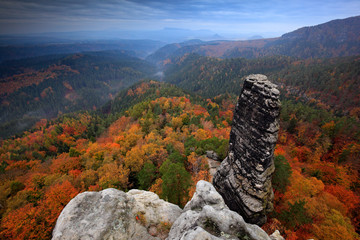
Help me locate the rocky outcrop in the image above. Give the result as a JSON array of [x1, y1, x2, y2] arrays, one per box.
[[270, 230, 285, 240], [206, 150, 219, 161], [52, 188, 182, 240], [52, 73, 283, 238], [213, 74, 281, 226], [52, 181, 281, 240], [206, 150, 221, 181], [167, 180, 271, 240], [207, 157, 221, 181]]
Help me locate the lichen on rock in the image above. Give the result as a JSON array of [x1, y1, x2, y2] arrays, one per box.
[[52, 181, 280, 240], [52, 188, 182, 240], [213, 74, 281, 226]]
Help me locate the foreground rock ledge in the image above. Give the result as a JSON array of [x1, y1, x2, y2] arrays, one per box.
[[213, 74, 281, 226], [52, 188, 182, 240], [52, 181, 280, 240], [168, 180, 271, 240]]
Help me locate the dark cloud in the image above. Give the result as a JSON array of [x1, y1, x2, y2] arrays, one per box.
[[0, 0, 359, 36]]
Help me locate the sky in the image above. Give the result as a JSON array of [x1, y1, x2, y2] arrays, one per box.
[[0, 0, 359, 38]]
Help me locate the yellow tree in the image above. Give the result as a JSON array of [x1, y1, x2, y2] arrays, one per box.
[[97, 163, 129, 190]]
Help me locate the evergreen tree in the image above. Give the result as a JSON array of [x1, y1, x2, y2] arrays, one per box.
[[272, 155, 292, 193], [137, 162, 157, 190], [160, 160, 192, 206]]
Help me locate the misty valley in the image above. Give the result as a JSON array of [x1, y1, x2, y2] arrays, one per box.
[[0, 15, 360, 240]]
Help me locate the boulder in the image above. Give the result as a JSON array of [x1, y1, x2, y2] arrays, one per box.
[[128, 189, 183, 239], [213, 74, 280, 226], [167, 180, 271, 240], [206, 150, 219, 161], [270, 230, 285, 240], [207, 157, 221, 181], [52, 188, 182, 240]]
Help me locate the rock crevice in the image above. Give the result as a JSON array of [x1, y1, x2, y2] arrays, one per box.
[[167, 181, 271, 240], [213, 74, 280, 226]]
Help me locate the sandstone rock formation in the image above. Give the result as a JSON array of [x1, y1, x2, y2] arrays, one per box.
[[270, 230, 285, 240], [206, 150, 221, 181], [167, 180, 271, 240], [206, 150, 219, 161], [52, 73, 283, 238], [52, 180, 281, 240], [52, 188, 182, 240], [213, 74, 281, 226]]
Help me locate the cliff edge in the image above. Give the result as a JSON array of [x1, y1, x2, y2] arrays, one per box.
[[52, 181, 282, 240]]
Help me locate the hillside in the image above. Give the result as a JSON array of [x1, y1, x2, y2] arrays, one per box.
[[164, 54, 360, 114], [148, 16, 360, 66], [0, 51, 156, 139], [146, 38, 277, 66], [164, 54, 292, 97], [0, 81, 232, 238], [0, 80, 359, 239], [2, 16, 359, 139]]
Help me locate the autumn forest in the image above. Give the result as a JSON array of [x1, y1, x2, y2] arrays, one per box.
[[1, 16, 360, 240]]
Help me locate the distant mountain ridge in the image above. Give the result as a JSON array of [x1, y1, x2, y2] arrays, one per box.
[[148, 15, 360, 66], [281, 16, 360, 42], [0, 39, 165, 63], [263, 15, 360, 58]]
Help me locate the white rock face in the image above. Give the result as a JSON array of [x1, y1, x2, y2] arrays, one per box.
[[128, 189, 183, 239], [270, 230, 285, 240], [128, 189, 182, 225], [52, 181, 282, 240], [184, 180, 228, 212], [52, 188, 182, 240], [167, 180, 272, 240]]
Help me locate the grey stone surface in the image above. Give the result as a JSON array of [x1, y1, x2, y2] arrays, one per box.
[[270, 230, 285, 240], [128, 189, 182, 227], [167, 180, 271, 240], [53, 181, 282, 240], [207, 158, 221, 181], [180, 226, 221, 240], [213, 74, 280, 226], [206, 150, 219, 161], [184, 180, 228, 212], [52, 188, 182, 240]]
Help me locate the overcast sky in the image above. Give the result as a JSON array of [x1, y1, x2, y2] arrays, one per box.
[[0, 0, 359, 37]]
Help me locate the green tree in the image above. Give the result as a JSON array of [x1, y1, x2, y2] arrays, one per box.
[[279, 199, 313, 230], [10, 181, 25, 196], [272, 155, 292, 193], [287, 117, 297, 134], [160, 160, 192, 206], [137, 162, 157, 190]]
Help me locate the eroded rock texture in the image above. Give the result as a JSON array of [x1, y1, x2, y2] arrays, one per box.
[[213, 74, 280, 226], [167, 180, 271, 240], [52, 188, 182, 240], [52, 181, 282, 240]]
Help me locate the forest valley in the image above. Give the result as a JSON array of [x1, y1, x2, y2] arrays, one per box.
[[0, 80, 359, 240]]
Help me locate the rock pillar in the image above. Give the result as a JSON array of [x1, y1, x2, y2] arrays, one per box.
[[213, 74, 280, 226]]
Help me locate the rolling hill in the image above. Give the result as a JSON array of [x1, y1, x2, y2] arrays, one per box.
[[147, 16, 360, 66], [0, 50, 156, 138], [163, 54, 360, 115]]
